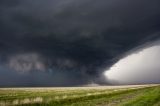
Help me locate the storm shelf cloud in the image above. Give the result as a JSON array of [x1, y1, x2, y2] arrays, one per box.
[[0, 0, 160, 86]]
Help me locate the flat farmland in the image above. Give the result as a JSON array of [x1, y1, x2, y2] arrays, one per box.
[[0, 84, 160, 106]]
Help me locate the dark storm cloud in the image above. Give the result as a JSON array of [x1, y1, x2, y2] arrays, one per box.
[[0, 0, 160, 86]]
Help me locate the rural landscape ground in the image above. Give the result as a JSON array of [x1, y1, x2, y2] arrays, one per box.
[[0, 84, 160, 106]]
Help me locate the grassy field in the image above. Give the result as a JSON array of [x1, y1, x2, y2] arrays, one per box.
[[0, 84, 159, 106]]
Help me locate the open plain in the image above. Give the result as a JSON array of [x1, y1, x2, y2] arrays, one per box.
[[0, 84, 160, 106]]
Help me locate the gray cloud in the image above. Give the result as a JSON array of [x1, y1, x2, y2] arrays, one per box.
[[0, 0, 160, 86], [7, 53, 46, 72]]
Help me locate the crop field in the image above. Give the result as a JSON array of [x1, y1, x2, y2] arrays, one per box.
[[0, 84, 160, 106]]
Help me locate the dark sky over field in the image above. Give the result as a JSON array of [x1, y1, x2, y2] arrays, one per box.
[[0, 0, 160, 86]]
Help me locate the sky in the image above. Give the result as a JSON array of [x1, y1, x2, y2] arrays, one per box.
[[0, 0, 160, 86], [105, 41, 160, 84]]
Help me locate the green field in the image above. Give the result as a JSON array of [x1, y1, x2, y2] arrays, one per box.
[[0, 84, 160, 106]]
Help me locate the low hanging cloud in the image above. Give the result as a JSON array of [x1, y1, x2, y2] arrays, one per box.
[[7, 53, 46, 72], [0, 0, 160, 86]]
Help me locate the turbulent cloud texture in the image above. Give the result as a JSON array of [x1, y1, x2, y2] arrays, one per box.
[[0, 0, 160, 86]]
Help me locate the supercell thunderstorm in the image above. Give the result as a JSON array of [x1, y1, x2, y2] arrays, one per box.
[[0, 0, 160, 86]]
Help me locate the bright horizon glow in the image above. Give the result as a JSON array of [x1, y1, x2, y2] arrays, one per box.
[[104, 45, 160, 84]]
